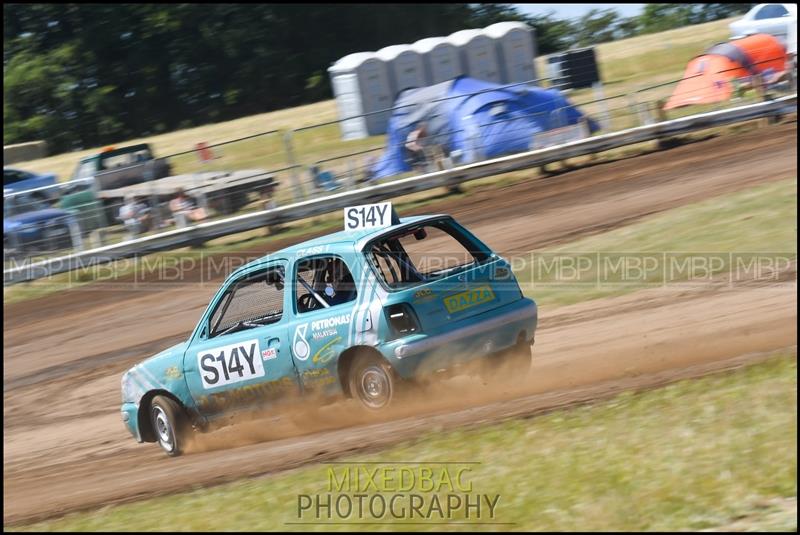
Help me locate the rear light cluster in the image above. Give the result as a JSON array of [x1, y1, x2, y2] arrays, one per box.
[[384, 303, 422, 339]]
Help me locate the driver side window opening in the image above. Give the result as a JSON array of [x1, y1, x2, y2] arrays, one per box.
[[209, 267, 285, 338], [295, 256, 358, 314]]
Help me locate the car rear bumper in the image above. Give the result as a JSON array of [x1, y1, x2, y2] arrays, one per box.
[[385, 297, 537, 378]]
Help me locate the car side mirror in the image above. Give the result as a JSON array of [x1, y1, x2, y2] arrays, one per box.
[[199, 322, 209, 340]]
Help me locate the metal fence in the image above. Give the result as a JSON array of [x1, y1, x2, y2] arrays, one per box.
[[4, 94, 796, 284], [4, 66, 797, 270]]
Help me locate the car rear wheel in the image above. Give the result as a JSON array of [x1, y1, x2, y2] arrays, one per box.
[[348, 354, 398, 411], [150, 395, 190, 457]]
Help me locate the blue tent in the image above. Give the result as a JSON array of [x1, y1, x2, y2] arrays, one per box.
[[371, 76, 597, 179]]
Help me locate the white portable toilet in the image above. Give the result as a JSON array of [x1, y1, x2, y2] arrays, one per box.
[[448, 29, 502, 84], [484, 21, 538, 84], [328, 52, 393, 139], [413, 37, 464, 84], [376, 44, 428, 99]]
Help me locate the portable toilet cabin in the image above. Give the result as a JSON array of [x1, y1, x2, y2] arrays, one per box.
[[484, 21, 537, 84], [413, 37, 464, 85], [448, 29, 502, 84], [328, 52, 393, 139], [376, 44, 428, 99]]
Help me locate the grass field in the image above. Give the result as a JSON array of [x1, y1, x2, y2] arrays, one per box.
[[11, 351, 796, 531], [516, 177, 798, 307], [14, 18, 737, 183]]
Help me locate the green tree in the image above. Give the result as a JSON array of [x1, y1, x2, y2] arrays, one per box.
[[3, 3, 751, 153], [525, 12, 577, 55], [638, 3, 694, 34], [573, 8, 622, 46]]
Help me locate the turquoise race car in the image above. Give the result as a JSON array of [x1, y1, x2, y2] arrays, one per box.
[[121, 203, 538, 456]]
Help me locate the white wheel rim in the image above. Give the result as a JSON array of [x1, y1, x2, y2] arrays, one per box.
[[153, 406, 175, 452], [358, 366, 392, 409]]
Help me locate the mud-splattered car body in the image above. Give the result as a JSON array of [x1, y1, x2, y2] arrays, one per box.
[[121, 210, 538, 455]]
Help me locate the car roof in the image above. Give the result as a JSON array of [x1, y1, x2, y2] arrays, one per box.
[[227, 214, 449, 280], [746, 3, 797, 15], [79, 143, 151, 162]]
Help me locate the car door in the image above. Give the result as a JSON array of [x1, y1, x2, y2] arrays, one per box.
[[287, 254, 361, 396], [183, 262, 301, 418]]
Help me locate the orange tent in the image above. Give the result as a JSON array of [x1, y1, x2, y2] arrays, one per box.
[[664, 33, 787, 110]]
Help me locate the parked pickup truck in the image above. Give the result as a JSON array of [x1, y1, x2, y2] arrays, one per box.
[[62, 143, 276, 224], [70, 143, 172, 190]]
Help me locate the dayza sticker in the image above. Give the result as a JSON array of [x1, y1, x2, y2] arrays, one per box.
[[443, 285, 496, 314], [198, 339, 264, 389]]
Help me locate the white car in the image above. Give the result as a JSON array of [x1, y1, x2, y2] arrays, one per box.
[[729, 3, 797, 46]]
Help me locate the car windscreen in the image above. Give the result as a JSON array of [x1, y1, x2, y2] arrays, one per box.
[[74, 161, 97, 180], [367, 220, 490, 289], [3, 194, 50, 216], [99, 148, 152, 170]]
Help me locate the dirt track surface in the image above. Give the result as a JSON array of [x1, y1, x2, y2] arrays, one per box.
[[3, 122, 797, 524]]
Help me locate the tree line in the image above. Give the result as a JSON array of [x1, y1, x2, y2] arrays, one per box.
[[4, 3, 752, 153]]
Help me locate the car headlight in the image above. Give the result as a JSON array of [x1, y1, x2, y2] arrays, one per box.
[[121, 371, 139, 403]]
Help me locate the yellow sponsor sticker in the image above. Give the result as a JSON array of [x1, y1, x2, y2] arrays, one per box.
[[443, 285, 496, 314], [312, 336, 342, 365]]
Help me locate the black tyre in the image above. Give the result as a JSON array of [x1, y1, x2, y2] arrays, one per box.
[[150, 395, 191, 457], [348, 353, 398, 411]]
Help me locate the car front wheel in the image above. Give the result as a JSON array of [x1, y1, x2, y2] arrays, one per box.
[[150, 395, 190, 457]]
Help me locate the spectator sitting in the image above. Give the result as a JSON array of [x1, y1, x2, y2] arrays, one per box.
[[358, 156, 378, 184], [119, 194, 151, 238], [259, 182, 284, 235], [169, 188, 206, 228]]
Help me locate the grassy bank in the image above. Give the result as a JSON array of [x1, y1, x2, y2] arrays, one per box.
[[516, 177, 797, 307], [11, 352, 796, 531]]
